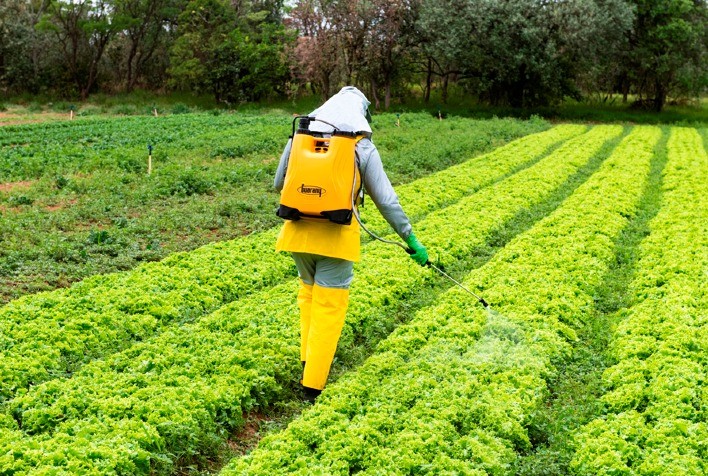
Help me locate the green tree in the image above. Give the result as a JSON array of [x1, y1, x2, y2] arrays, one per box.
[[210, 22, 291, 103], [0, 0, 53, 94], [628, 0, 707, 110], [416, 0, 566, 107], [562, 0, 635, 103], [169, 0, 289, 102], [37, 0, 123, 99], [414, 0, 639, 107], [360, 0, 419, 110], [168, 0, 234, 94], [414, 0, 470, 104], [111, 0, 182, 92]]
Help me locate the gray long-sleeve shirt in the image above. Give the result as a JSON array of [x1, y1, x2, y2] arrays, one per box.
[[274, 137, 412, 240]]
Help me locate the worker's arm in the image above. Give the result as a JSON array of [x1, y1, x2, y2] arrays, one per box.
[[274, 138, 292, 192], [358, 139, 412, 241]]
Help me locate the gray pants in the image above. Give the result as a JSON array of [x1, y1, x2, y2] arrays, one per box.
[[291, 252, 354, 289]]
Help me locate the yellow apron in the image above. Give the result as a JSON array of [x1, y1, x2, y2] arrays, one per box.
[[275, 218, 361, 262]]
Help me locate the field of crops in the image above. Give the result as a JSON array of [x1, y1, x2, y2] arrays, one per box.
[[0, 113, 705, 475], [0, 112, 547, 304]]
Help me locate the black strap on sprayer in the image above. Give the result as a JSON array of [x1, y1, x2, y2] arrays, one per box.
[[291, 115, 366, 139]]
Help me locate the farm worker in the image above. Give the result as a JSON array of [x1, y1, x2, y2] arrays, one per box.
[[274, 86, 428, 399]]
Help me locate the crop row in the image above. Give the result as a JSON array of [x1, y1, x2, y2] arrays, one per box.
[[0, 115, 284, 180], [0, 125, 580, 403], [223, 126, 661, 475], [571, 128, 707, 475], [0, 126, 613, 474], [0, 113, 544, 181]]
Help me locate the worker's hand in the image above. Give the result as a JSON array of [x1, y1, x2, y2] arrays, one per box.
[[405, 233, 429, 266]]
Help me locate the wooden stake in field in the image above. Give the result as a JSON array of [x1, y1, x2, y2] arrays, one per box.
[[147, 144, 153, 175], [69, 105, 75, 120]]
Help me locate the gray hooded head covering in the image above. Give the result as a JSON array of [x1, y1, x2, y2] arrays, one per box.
[[309, 86, 372, 135]]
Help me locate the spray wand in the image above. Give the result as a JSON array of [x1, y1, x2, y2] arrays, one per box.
[[406, 248, 489, 308], [352, 205, 490, 309]]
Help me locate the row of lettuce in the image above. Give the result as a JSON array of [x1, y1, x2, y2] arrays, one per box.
[[0, 124, 584, 404], [571, 128, 707, 475], [0, 114, 282, 180], [0, 125, 615, 474], [221, 126, 662, 475], [0, 112, 544, 181]]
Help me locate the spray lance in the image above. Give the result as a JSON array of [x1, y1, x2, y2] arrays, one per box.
[[352, 205, 490, 310], [409, 252, 490, 309]]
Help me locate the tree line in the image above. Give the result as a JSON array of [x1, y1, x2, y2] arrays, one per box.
[[0, 0, 705, 111]]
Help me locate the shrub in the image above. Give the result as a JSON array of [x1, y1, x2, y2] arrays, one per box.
[[171, 103, 191, 114], [8, 195, 34, 206]]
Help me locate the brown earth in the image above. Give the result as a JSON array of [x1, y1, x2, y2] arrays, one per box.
[[0, 180, 34, 192], [227, 412, 271, 457], [45, 199, 78, 212]]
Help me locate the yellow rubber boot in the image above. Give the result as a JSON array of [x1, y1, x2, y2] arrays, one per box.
[[302, 285, 349, 391], [297, 281, 314, 363]]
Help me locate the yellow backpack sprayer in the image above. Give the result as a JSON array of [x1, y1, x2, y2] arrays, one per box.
[[277, 116, 365, 225]]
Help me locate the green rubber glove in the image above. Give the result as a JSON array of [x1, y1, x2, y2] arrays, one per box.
[[405, 232, 429, 266]]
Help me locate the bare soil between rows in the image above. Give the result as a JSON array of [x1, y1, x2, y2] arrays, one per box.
[[0, 180, 34, 192]]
